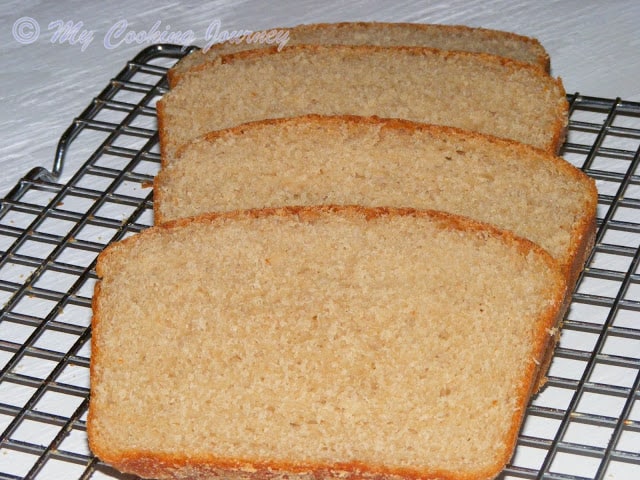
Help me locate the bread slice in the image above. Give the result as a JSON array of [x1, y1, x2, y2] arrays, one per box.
[[168, 22, 550, 88], [154, 115, 596, 293], [156, 44, 568, 164], [89, 205, 567, 480]]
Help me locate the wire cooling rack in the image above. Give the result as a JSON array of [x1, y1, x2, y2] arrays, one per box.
[[0, 44, 639, 480]]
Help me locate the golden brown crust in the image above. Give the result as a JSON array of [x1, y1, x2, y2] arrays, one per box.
[[167, 22, 550, 88], [214, 43, 540, 73], [156, 98, 169, 169], [111, 452, 502, 480], [179, 112, 569, 164], [87, 281, 103, 460], [101, 204, 562, 283]]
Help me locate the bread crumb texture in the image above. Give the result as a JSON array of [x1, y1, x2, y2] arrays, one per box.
[[89, 207, 565, 479], [155, 116, 596, 279], [170, 22, 549, 86], [159, 45, 567, 161]]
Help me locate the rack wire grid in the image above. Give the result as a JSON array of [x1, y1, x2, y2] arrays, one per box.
[[0, 44, 639, 480]]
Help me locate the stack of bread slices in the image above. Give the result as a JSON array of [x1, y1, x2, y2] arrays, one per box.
[[88, 22, 598, 480]]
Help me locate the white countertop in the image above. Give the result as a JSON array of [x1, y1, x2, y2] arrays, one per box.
[[1, 0, 640, 198]]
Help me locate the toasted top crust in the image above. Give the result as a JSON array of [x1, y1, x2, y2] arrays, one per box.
[[89, 205, 567, 480], [157, 44, 567, 165], [168, 22, 550, 87]]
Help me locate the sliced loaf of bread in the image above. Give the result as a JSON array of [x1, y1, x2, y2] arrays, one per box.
[[157, 45, 568, 163], [168, 22, 550, 87], [89, 205, 567, 480], [154, 115, 596, 293]]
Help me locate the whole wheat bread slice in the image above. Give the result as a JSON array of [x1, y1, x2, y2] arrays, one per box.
[[154, 115, 596, 294], [89, 205, 567, 480], [168, 22, 550, 87], [157, 44, 568, 164]]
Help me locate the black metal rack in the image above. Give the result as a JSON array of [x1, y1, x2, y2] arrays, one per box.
[[0, 44, 638, 479]]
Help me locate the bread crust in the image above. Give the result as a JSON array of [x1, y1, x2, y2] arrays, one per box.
[[156, 98, 168, 168], [104, 452, 504, 480], [90, 205, 567, 480], [167, 22, 550, 88], [109, 204, 566, 262], [212, 43, 545, 72]]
